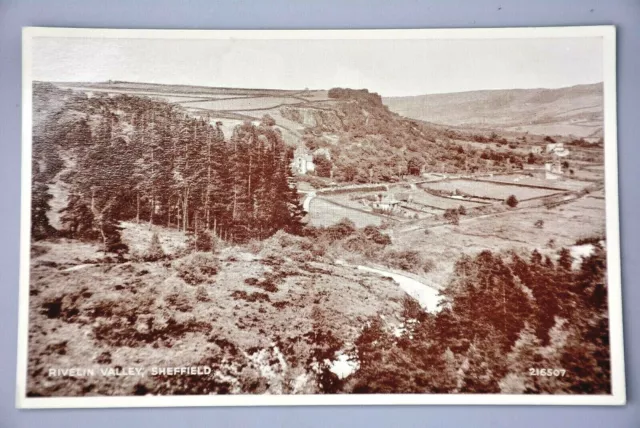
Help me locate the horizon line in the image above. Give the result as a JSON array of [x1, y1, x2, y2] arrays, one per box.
[[34, 79, 604, 98]]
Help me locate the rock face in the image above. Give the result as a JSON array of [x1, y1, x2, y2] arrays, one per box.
[[280, 106, 344, 129]]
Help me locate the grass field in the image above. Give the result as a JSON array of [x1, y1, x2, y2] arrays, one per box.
[[410, 190, 487, 209], [423, 179, 564, 200], [55, 82, 298, 97], [307, 197, 384, 228], [182, 97, 303, 111], [481, 174, 595, 192], [392, 194, 606, 288], [297, 90, 331, 101]]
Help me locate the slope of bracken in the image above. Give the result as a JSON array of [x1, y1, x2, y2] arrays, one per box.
[[281, 88, 532, 183]]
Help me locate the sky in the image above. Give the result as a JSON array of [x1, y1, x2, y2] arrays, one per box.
[[31, 36, 603, 97]]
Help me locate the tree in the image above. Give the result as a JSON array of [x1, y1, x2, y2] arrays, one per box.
[[59, 194, 96, 239], [530, 249, 543, 265], [314, 155, 332, 178], [340, 164, 358, 182], [499, 323, 543, 393], [145, 232, 165, 261], [31, 182, 55, 240], [506, 195, 519, 208], [558, 247, 573, 271], [407, 157, 423, 175]]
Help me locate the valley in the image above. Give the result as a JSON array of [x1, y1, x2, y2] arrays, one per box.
[[27, 80, 610, 396]]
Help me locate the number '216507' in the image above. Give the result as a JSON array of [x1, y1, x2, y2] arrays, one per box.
[[529, 368, 566, 376]]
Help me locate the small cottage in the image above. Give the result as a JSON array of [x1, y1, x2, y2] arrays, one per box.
[[292, 147, 315, 175]]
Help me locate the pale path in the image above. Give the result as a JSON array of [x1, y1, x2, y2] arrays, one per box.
[[353, 264, 444, 314], [302, 192, 316, 212], [62, 264, 95, 272]]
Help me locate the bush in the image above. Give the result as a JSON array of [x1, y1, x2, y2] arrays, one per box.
[[325, 218, 356, 241], [196, 286, 210, 302], [174, 252, 220, 285], [144, 232, 165, 261], [534, 220, 544, 229], [506, 195, 519, 208], [443, 209, 460, 225], [314, 155, 333, 178], [165, 291, 193, 312], [575, 235, 605, 246], [188, 229, 215, 253], [458, 205, 467, 216], [362, 225, 392, 246], [423, 258, 436, 273], [385, 249, 423, 273]]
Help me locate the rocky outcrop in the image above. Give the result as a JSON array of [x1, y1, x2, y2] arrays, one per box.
[[280, 106, 344, 130]]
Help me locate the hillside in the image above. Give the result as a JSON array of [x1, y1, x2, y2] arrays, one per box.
[[383, 83, 603, 138], [42, 82, 538, 186]]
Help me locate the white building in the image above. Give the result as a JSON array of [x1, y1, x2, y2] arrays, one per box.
[[292, 147, 315, 175]]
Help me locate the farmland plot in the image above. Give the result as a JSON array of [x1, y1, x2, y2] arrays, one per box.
[[482, 174, 594, 192], [307, 197, 383, 228], [395, 195, 605, 288], [410, 190, 487, 210], [185, 97, 303, 111], [423, 179, 562, 200]]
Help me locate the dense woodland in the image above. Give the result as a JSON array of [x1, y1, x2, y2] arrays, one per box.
[[299, 226, 610, 394], [32, 83, 303, 250]]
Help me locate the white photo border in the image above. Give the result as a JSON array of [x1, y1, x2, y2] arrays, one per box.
[[17, 25, 625, 408]]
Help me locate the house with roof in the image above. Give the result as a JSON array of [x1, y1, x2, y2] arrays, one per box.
[[292, 146, 315, 175]]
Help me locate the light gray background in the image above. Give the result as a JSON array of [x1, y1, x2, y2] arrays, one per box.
[[1, 0, 638, 426]]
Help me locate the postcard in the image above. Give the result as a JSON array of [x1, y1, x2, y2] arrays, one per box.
[[17, 26, 624, 408]]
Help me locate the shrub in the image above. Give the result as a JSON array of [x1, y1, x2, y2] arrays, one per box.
[[534, 220, 544, 229], [325, 218, 356, 241], [506, 195, 519, 208], [362, 225, 392, 246], [458, 205, 467, 216], [189, 229, 215, 253], [443, 209, 460, 225], [385, 250, 423, 273], [174, 252, 220, 285], [314, 155, 333, 178], [245, 239, 263, 254], [165, 291, 193, 312], [575, 235, 605, 246], [196, 286, 210, 302], [423, 258, 436, 273], [144, 232, 165, 261]]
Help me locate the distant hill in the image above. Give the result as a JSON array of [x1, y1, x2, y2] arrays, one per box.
[[383, 83, 603, 138]]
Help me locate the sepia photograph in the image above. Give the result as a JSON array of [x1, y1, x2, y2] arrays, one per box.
[[17, 26, 624, 408]]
